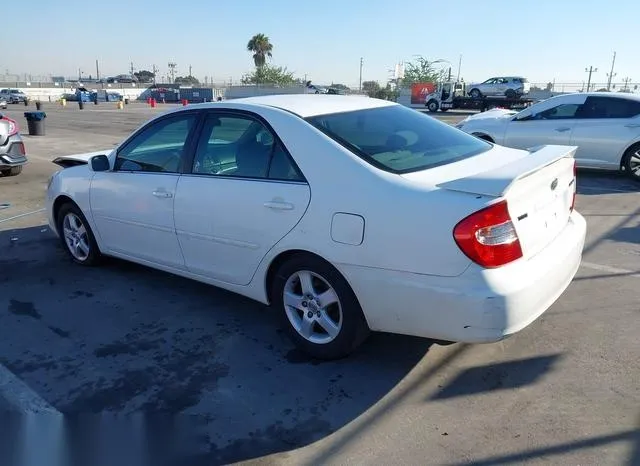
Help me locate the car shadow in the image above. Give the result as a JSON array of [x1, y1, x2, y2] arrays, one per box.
[[576, 169, 639, 195], [0, 225, 433, 465]]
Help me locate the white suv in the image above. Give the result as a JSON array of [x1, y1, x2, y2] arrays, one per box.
[[466, 77, 530, 99]]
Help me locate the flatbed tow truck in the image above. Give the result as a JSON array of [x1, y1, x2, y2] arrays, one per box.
[[425, 80, 534, 113]]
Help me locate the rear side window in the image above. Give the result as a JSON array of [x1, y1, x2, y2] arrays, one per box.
[[306, 105, 492, 174], [582, 96, 640, 118]]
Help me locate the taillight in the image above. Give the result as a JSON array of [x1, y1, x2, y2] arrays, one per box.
[[570, 159, 577, 212], [453, 200, 523, 268], [1, 116, 18, 136]]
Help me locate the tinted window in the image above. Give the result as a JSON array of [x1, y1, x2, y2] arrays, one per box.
[[581, 96, 640, 118], [192, 114, 304, 181], [115, 114, 197, 173], [306, 105, 492, 174]]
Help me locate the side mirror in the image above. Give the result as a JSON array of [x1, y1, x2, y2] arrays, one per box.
[[90, 154, 110, 172]]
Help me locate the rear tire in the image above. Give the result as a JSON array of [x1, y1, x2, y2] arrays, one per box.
[[56, 203, 102, 266], [271, 254, 370, 360], [505, 89, 517, 99], [621, 143, 640, 182], [0, 166, 22, 176]]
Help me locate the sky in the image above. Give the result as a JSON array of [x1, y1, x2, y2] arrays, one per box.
[[4, 0, 639, 88]]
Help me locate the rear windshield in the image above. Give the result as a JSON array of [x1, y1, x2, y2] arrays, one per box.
[[305, 105, 491, 174]]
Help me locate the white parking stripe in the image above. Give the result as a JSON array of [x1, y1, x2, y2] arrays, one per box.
[[0, 363, 61, 414], [0, 208, 46, 224], [581, 261, 640, 278]]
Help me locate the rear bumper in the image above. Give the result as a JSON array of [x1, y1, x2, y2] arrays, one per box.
[[0, 152, 27, 169], [340, 210, 586, 343]]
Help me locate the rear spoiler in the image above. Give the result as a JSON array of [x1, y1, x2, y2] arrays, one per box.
[[52, 150, 112, 168], [436, 145, 577, 198]]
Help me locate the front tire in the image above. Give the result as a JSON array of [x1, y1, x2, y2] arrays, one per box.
[[0, 166, 22, 176], [56, 203, 102, 266], [271, 254, 370, 360], [622, 144, 640, 182], [427, 100, 439, 113], [470, 88, 482, 99]]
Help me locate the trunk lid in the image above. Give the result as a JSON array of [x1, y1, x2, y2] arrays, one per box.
[[436, 144, 577, 260]]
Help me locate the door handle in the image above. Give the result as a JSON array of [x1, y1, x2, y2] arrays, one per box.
[[264, 200, 294, 210], [555, 127, 571, 132], [625, 123, 640, 128], [152, 190, 173, 198]]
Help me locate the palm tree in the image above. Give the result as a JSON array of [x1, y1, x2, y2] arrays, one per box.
[[247, 34, 273, 68]]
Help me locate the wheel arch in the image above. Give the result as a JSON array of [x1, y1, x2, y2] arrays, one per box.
[[52, 195, 78, 235], [619, 140, 640, 170]]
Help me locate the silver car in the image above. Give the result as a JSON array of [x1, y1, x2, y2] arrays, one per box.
[[0, 115, 27, 176], [455, 91, 640, 181], [0, 88, 28, 104], [466, 76, 530, 99]]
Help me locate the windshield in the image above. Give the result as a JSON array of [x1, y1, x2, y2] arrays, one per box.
[[305, 105, 491, 174]]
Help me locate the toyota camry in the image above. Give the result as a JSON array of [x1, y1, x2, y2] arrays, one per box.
[[46, 95, 586, 360]]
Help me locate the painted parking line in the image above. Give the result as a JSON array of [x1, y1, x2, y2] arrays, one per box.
[[0, 364, 61, 415], [0, 208, 46, 224], [581, 261, 640, 279]]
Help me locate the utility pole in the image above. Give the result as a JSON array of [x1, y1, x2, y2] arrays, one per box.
[[606, 52, 617, 91], [168, 62, 177, 83], [622, 77, 632, 92], [189, 64, 192, 77], [96, 60, 100, 80], [152, 64, 159, 84], [359, 57, 363, 92], [130, 61, 135, 78], [78, 68, 82, 81], [456, 54, 462, 82], [585, 65, 598, 92]]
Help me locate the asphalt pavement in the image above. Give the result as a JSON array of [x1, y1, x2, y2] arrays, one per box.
[[0, 102, 638, 466]]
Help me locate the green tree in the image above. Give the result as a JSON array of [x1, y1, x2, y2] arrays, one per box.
[[401, 56, 448, 87], [247, 33, 274, 68], [134, 70, 155, 83], [241, 65, 298, 86], [362, 80, 381, 96], [174, 75, 200, 85]]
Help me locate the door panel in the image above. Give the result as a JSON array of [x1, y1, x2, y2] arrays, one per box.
[[174, 177, 310, 285], [90, 173, 185, 268], [89, 112, 199, 268], [504, 120, 574, 150], [173, 111, 310, 285], [570, 119, 640, 168]]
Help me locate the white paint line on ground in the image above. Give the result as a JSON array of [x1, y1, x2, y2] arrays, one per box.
[[0, 208, 46, 224], [581, 261, 640, 278], [578, 185, 639, 194], [0, 363, 61, 415]]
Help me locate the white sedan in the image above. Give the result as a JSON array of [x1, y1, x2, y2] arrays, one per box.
[[456, 91, 640, 182], [46, 95, 586, 360]]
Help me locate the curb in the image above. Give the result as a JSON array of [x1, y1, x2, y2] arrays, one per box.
[[0, 363, 61, 415]]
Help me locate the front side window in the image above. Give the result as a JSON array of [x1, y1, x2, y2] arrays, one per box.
[[533, 103, 582, 120], [192, 114, 304, 181], [114, 113, 197, 173], [306, 105, 492, 174]]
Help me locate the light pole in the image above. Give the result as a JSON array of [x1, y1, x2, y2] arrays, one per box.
[[585, 66, 598, 92], [359, 57, 363, 92], [606, 52, 616, 91]]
